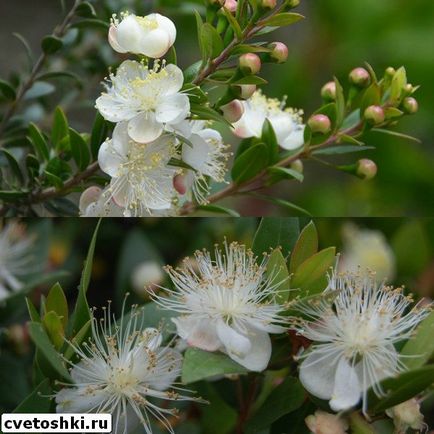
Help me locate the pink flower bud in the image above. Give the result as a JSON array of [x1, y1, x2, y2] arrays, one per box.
[[349, 67, 371, 88], [173, 174, 187, 195], [321, 81, 337, 101], [364, 105, 385, 125], [402, 97, 418, 114], [305, 411, 349, 434], [238, 84, 257, 99], [308, 114, 332, 134], [221, 99, 245, 123], [223, 0, 238, 13], [357, 159, 377, 180], [239, 53, 262, 75], [269, 42, 289, 63]]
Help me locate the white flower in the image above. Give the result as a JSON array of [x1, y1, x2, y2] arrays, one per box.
[[98, 122, 177, 216], [96, 60, 190, 143], [109, 12, 176, 58], [233, 90, 305, 150], [340, 223, 396, 282], [79, 186, 125, 217], [305, 410, 349, 434], [56, 304, 198, 434], [173, 120, 229, 203], [291, 271, 431, 413], [131, 261, 164, 297], [386, 398, 426, 431], [154, 242, 288, 372], [0, 223, 35, 301]]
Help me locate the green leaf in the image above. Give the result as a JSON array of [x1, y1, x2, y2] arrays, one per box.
[[90, 112, 110, 158], [0, 190, 28, 201], [291, 247, 336, 299], [266, 248, 290, 303], [51, 106, 69, 150], [334, 77, 346, 128], [26, 297, 41, 323], [43, 170, 64, 189], [232, 75, 268, 85], [231, 143, 268, 183], [231, 44, 271, 55], [389, 67, 407, 105], [24, 81, 55, 100], [41, 35, 63, 54], [313, 145, 374, 156], [261, 119, 279, 164], [197, 204, 241, 217], [64, 319, 91, 360], [400, 310, 434, 370], [75, 1, 97, 18], [28, 123, 50, 161], [290, 221, 318, 273], [46, 282, 68, 328], [360, 83, 381, 114], [252, 194, 312, 217], [222, 6, 243, 39], [370, 128, 421, 144], [190, 103, 231, 126], [183, 60, 202, 83], [69, 128, 90, 170], [267, 167, 304, 183], [265, 13, 304, 27], [369, 365, 434, 413], [181, 348, 247, 384], [201, 23, 224, 59], [0, 148, 24, 184], [28, 322, 71, 381], [42, 311, 65, 349], [13, 379, 52, 413], [70, 220, 100, 335], [252, 218, 300, 258], [0, 78, 17, 100], [72, 19, 110, 30], [349, 413, 376, 434], [37, 71, 82, 87], [194, 11, 206, 61], [245, 378, 305, 433]]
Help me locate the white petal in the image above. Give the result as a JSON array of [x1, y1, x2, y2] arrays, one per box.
[[117, 59, 149, 82], [108, 25, 127, 53], [149, 348, 182, 390], [95, 93, 139, 123], [98, 140, 125, 178], [112, 122, 132, 154], [116, 15, 144, 54], [141, 29, 171, 58], [217, 319, 252, 359], [280, 127, 305, 150], [79, 187, 102, 215], [143, 327, 163, 350], [299, 349, 340, 400], [55, 387, 108, 413], [127, 112, 163, 143], [182, 134, 209, 172], [330, 358, 361, 412], [172, 316, 221, 351], [269, 112, 294, 144], [158, 64, 185, 95], [154, 13, 177, 45], [228, 325, 272, 372], [156, 93, 190, 124]]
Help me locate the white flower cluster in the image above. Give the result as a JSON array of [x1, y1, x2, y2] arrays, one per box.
[[81, 12, 229, 217]]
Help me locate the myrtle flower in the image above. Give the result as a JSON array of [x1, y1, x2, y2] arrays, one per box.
[[0, 222, 35, 301], [79, 186, 125, 217], [96, 60, 190, 143], [109, 12, 176, 58], [56, 304, 199, 434], [291, 271, 431, 413], [173, 120, 229, 203], [98, 122, 177, 216], [233, 90, 305, 150], [154, 242, 288, 372]]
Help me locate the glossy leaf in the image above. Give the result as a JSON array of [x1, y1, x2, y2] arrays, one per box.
[[42, 311, 65, 350], [28, 123, 50, 161], [41, 35, 63, 54], [266, 248, 290, 303], [231, 143, 268, 183], [290, 221, 318, 273], [13, 379, 52, 413], [45, 282, 68, 328], [265, 13, 304, 27], [0, 79, 17, 100], [69, 128, 90, 170]]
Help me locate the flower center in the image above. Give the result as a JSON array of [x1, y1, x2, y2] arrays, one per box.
[[108, 367, 139, 394], [136, 16, 159, 31]]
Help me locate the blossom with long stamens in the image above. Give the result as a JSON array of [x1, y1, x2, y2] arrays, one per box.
[[0, 222, 35, 301], [233, 90, 305, 150], [96, 60, 190, 143], [154, 242, 289, 372], [291, 270, 431, 414], [56, 303, 199, 434]]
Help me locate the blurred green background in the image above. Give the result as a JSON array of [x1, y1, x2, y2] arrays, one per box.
[[0, 0, 433, 216]]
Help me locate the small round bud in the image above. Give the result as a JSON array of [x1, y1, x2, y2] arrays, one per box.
[[237, 84, 257, 100], [357, 159, 377, 180], [223, 0, 237, 13], [290, 159, 304, 174], [404, 84, 414, 94], [308, 114, 332, 135], [269, 42, 289, 63], [402, 97, 419, 114], [286, 0, 300, 8], [221, 100, 244, 123], [305, 411, 349, 434], [173, 174, 187, 195], [349, 67, 371, 88], [261, 0, 277, 8], [364, 105, 385, 125], [131, 261, 164, 297], [239, 53, 262, 75], [321, 81, 337, 101], [385, 67, 396, 77]]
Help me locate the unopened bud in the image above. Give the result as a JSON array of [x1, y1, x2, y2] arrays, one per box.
[[357, 159, 377, 180], [79, 186, 102, 215], [349, 67, 371, 88], [308, 114, 332, 135], [404, 84, 414, 94], [237, 84, 257, 100], [286, 0, 300, 8], [173, 174, 187, 195], [385, 67, 396, 77], [8, 324, 30, 355], [269, 42, 289, 63], [262, 0, 277, 9], [321, 81, 337, 101], [386, 399, 425, 431], [221, 99, 245, 123], [305, 411, 349, 434], [364, 105, 385, 125], [223, 0, 237, 13], [402, 97, 419, 114], [131, 261, 164, 297], [290, 159, 304, 174], [239, 53, 261, 75]]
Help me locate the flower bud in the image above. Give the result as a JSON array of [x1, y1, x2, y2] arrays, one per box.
[[237, 84, 257, 100], [131, 261, 164, 297], [349, 67, 371, 88], [290, 159, 304, 174], [305, 411, 349, 434], [402, 97, 418, 114], [321, 81, 337, 101], [79, 186, 103, 215], [223, 0, 238, 13], [356, 159, 377, 180], [221, 99, 245, 123], [386, 399, 425, 431], [286, 0, 300, 8], [308, 114, 332, 135], [364, 105, 385, 125], [239, 53, 262, 75], [173, 174, 188, 195], [385, 66, 396, 77], [7, 324, 30, 355], [262, 0, 277, 9], [269, 42, 289, 63]]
